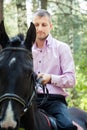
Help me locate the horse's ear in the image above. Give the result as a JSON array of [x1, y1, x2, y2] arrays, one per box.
[[0, 21, 9, 48], [24, 22, 36, 51]]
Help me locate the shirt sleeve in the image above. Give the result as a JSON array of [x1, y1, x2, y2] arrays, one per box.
[[51, 43, 76, 88]]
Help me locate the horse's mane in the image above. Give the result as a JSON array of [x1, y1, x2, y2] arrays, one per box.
[[9, 33, 24, 47]]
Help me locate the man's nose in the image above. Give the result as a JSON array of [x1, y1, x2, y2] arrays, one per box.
[[38, 25, 43, 30]]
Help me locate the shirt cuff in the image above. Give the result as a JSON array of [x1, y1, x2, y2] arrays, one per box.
[[51, 74, 60, 86]]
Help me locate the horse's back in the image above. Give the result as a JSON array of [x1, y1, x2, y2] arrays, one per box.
[[68, 107, 87, 130]]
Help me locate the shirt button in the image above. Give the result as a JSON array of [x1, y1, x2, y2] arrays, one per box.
[[39, 61, 41, 63], [53, 82, 57, 86], [54, 83, 57, 86], [40, 50, 42, 52]]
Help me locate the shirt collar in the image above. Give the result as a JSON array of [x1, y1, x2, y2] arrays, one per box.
[[46, 34, 52, 47], [33, 34, 52, 49]]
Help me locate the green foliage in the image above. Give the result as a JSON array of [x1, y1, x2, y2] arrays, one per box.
[[4, 0, 27, 37], [4, 1, 18, 37], [67, 69, 87, 110], [68, 26, 87, 110]]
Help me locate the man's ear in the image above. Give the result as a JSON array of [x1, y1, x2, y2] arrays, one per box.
[[50, 23, 53, 30]]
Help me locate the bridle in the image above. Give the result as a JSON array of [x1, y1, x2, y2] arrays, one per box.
[[0, 47, 29, 53], [0, 93, 35, 112]]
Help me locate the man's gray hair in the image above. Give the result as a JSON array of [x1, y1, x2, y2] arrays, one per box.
[[33, 9, 51, 22]]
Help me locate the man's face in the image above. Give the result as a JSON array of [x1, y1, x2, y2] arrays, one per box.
[[33, 16, 52, 40]]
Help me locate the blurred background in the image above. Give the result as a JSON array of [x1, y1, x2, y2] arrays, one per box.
[[0, 0, 87, 110]]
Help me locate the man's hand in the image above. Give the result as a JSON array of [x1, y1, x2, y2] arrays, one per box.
[[38, 73, 51, 85]]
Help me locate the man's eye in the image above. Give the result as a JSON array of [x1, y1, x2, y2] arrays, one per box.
[[35, 24, 39, 27], [42, 24, 47, 27]]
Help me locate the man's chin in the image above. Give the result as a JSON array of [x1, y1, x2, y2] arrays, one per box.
[[38, 35, 49, 40]]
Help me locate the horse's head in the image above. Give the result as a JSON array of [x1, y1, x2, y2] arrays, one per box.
[[0, 21, 37, 129]]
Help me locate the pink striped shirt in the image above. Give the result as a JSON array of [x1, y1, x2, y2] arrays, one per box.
[[32, 34, 76, 97]]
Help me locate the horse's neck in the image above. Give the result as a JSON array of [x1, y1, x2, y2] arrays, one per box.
[[24, 106, 35, 130], [28, 105, 51, 130], [30, 105, 43, 130], [28, 105, 40, 130]]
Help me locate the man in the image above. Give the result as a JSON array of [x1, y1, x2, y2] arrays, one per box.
[[32, 9, 77, 130]]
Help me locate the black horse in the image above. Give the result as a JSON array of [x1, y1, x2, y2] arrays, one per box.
[[0, 21, 87, 130]]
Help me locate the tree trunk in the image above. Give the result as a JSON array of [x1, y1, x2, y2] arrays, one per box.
[[0, 0, 3, 23], [41, 0, 47, 9], [16, 0, 27, 34]]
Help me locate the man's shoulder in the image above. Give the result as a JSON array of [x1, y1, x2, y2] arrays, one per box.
[[52, 37, 69, 48]]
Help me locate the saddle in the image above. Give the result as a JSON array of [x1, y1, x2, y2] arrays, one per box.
[[40, 109, 57, 130], [48, 116, 58, 130]]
